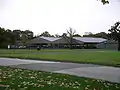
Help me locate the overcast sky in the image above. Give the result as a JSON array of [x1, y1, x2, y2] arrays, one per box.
[[0, 0, 120, 36]]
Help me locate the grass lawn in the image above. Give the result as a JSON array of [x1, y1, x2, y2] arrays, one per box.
[[0, 49, 120, 67], [0, 66, 120, 90]]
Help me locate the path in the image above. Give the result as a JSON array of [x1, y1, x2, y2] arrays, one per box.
[[0, 58, 120, 83]]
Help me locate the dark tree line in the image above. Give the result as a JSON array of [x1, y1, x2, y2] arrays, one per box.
[[0, 26, 110, 49], [83, 32, 108, 39], [0, 27, 15, 48], [1, 23, 120, 51], [38, 31, 81, 38], [0, 27, 33, 48]]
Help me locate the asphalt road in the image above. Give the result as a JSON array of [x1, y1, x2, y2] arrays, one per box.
[[0, 58, 120, 83]]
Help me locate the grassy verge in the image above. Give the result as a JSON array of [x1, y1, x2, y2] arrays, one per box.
[[0, 66, 120, 90], [0, 49, 120, 67]]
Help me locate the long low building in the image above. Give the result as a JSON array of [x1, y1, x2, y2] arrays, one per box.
[[28, 36, 107, 49]]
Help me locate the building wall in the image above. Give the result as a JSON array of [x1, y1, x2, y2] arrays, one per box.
[[105, 43, 118, 49], [96, 43, 106, 49], [97, 42, 118, 50]]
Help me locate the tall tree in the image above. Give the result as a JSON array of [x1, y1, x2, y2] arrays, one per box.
[[21, 30, 34, 45], [12, 29, 34, 46], [5, 29, 16, 44], [0, 27, 16, 48], [108, 21, 120, 51], [13, 30, 22, 41], [67, 27, 76, 49], [0, 27, 6, 48], [24, 30, 34, 39]]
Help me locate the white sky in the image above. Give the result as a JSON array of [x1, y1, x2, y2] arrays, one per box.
[[0, 0, 120, 36]]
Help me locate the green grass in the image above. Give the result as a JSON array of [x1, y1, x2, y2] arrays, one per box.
[[0, 66, 120, 90], [0, 49, 120, 67]]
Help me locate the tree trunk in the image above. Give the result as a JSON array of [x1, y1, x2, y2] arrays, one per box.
[[70, 37, 73, 49], [118, 40, 120, 51]]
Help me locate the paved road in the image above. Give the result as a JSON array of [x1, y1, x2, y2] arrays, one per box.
[[0, 58, 120, 83], [0, 58, 60, 66]]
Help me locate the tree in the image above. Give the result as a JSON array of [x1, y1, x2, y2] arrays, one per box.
[[20, 30, 34, 45], [83, 32, 108, 38], [73, 34, 81, 37], [94, 32, 108, 39], [67, 27, 76, 49], [108, 21, 120, 51], [5, 29, 16, 44], [0, 27, 16, 48], [24, 30, 34, 40], [83, 32, 94, 37], [61, 33, 67, 37], [100, 0, 109, 4], [12, 29, 34, 46], [0, 27, 6, 48], [40, 31, 51, 37], [55, 34, 60, 37], [13, 30, 22, 41]]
